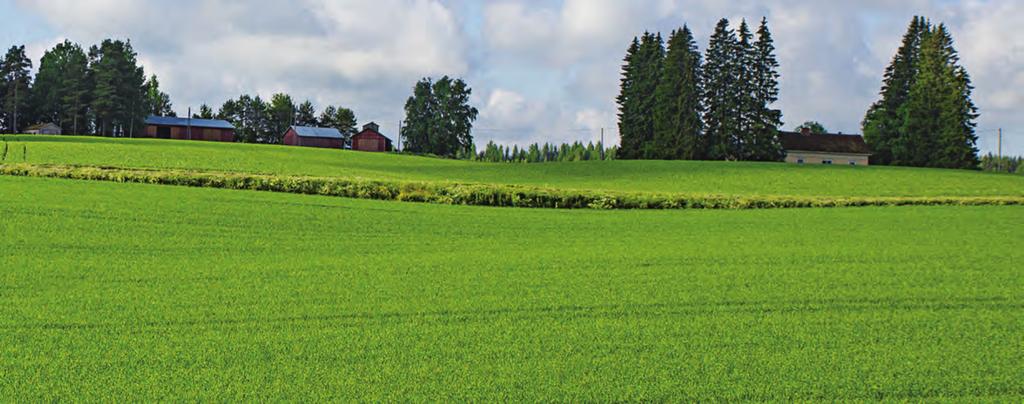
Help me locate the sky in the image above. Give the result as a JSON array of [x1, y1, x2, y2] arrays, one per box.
[[1, 0, 1021, 155]]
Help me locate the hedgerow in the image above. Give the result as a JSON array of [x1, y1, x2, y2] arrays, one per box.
[[2, 163, 1021, 210]]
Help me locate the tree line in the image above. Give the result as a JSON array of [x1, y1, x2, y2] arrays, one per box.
[[474, 141, 618, 163], [1, 39, 157, 136], [617, 17, 783, 162], [212, 94, 357, 145], [0, 39, 360, 144], [863, 16, 979, 169]]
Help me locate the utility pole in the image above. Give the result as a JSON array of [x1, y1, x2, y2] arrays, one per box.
[[998, 128, 1003, 173], [397, 120, 403, 152], [187, 107, 192, 141], [13, 80, 18, 134], [600, 127, 605, 160]]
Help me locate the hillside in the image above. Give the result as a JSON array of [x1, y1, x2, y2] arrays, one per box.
[[5, 135, 1023, 198], [2, 175, 1021, 400]]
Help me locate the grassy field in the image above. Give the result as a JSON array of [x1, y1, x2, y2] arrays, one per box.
[[1, 175, 1021, 400], [4, 135, 1023, 197]]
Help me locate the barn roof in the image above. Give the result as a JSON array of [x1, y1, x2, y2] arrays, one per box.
[[292, 126, 343, 139], [779, 131, 871, 154], [145, 115, 235, 129]]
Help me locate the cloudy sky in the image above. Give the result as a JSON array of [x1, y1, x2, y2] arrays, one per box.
[[1, 0, 1021, 154]]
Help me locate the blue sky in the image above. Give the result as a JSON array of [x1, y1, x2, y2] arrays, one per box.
[[2, 0, 1021, 154]]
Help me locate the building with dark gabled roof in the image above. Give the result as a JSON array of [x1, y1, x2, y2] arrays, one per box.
[[283, 126, 344, 149], [779, 127, 872, 166], [351, 122, 392, 152], [144, 116, 235, 142]]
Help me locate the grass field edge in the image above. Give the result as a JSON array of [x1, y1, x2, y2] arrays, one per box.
[[2, 163, 1022, 210]]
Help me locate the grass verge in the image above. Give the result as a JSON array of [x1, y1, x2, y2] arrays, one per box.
[[2, 163, 1022, 210]]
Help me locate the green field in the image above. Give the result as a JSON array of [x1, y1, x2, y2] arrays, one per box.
[[1, 175, 1022, 401], [5, 135, 1023, 197]]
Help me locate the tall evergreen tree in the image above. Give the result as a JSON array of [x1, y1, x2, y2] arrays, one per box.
[[652, 26, 703, 160], [194, 103, 214, 119], [0, 45, 33, 133], [702, 19, 740, 160], [899, 24, 978, 168], [32, 40, 90, 133], [733, 19, 757, 160], [617, 33, 663, 159], [144, 74, 175, 117], [616, 37, 642, 159], [863, 16, 928, 165], [87, 39, 146, 137], [295, 100, 318, 126], [267, 93, 295, 143], [748, 17, 784, 161]]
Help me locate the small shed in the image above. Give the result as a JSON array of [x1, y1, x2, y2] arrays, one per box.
[[351, 122, 392, 152], [25, 123, 62, 135], [144, 116, 235, 142], [780, 128, 872, 166], [283, 126, 344, 149]]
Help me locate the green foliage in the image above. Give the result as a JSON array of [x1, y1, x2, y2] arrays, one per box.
[[87, 39, 147, 137], [319, 105, 357, 146], [747, 18, 785, 161], [295, 100, 318, 127], [1, 175, 1023, 400], [980, 153, 1023, 174], [143, 74, 175, 117], [402, 76, 479, 157], [6, 135, 1023, 198], [267, 93, 295, 144], [218, 94, 271, 143], [702, 19, 741, 160], [1, 163, 1020, 210], [796, 121, 828, 134], [475, 141, 614, 164], [30, 40, 90, 134], [617, 33, 664, 159], [653, 26, 703, 160], [0, 45, 33, 133], [864, 17, 978, 169], [193, 104, 215, 119]]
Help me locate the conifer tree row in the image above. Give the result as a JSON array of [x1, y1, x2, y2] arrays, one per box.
[[863, 16, 979, 169], [617, 18, 783, 161]]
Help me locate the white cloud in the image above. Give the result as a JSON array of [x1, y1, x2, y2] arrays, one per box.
[[10, 0, 1024, 154]]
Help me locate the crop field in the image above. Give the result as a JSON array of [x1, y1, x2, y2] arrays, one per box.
[[5, 135, 1024, 197], [1, 175, 1022, 401]]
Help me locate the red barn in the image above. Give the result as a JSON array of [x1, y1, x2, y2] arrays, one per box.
[[283, 126, 344, 149], [351, 122, 393, 152], [143, 116, 235, 142]]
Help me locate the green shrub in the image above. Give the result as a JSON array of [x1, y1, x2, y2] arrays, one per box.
[[1, 163, 1022, 210]]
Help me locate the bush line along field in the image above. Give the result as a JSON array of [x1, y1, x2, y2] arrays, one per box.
[[1, 175, 1022, 401], [4, 135, 1024, 198], [2, 163, 1022, 210]]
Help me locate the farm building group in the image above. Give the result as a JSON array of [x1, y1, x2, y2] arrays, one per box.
[[139, 115, 393, 152]]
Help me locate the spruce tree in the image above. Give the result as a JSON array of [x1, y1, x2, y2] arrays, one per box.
[[0, 45, 33, 133], [703, 19, 740, 160], [295, 100, 318, 126], [734, 19, 757, 160], [144, 74, 174, 117], [653, 26, 703, 160], [749, 17, 784, 161], [863, 16, 928, 165], [616, 38, 642, 159], [899, 24, 978, 169]]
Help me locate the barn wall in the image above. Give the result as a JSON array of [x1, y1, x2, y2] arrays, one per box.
[[785, 151, 870, 166]]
